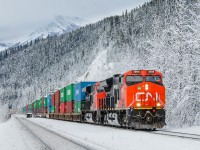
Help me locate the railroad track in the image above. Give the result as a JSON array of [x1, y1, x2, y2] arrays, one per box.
[[152, 130, 200, 141], [23, 116, 200, 142], [74, 121, 200, 141], [16, 117, 107, 150], [16, 117, 51, 150]]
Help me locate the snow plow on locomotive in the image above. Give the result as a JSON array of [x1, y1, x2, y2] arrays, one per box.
[[23, 70, 166, 130]]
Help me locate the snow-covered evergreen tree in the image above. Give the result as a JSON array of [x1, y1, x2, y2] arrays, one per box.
[[0, 0, 199, 127]]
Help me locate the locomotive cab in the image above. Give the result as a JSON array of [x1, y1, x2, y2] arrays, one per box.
[[82, 70, 166, 129], [120, 70, 166, 129]]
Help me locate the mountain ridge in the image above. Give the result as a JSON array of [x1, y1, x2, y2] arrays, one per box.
[[0, 15, 86, 51]]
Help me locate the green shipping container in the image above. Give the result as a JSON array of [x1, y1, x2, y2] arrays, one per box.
[[74, 101, 86, 113], [34, 100, 39, 109], [44, 97, 48, 107], [60, 87, 67, 103], [66, 84, 74, 101], [29, 104, 32, 110], [39, 97, 42, 108], [51, 106, 55, 113]]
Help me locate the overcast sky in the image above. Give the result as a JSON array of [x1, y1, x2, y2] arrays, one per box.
[[0, 0, 149, 42]]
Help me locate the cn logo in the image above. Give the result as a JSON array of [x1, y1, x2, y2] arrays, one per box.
[[135, 92, 160, 102]]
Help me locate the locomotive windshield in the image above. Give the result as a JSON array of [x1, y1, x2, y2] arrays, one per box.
[[126, 76, 143, 86], [146, 75, 162, 84]]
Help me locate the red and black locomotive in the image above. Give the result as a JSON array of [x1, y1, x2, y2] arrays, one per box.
[[82, 70, 165, 129]]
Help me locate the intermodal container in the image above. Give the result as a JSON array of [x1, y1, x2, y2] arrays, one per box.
[[66, 84, 74, 101], [34, 100, 39, 109], [38, 99, 41, 108], [44, 97, 48, 107], [51, 93, 55, 106], [39, 107, 45, 113], [51, 106, 55, 113], [29, 104, 32, 110], [48, 106, 55, 113], [39, 97, 44, 108], [48, 106, 51, 113], [60, 87, 67, 103], [22, 106, 26, 113], [34, 100, 39, 113], [55, 90, 60, 113], [47, 94, 52, 107], [60, 102, 66, 113], [66, 101, 74, 113], [27, 104, 32, 113], [32, 102, 34, 113], [42, 97, 45, 108], [39, 108, 41, 113], [55, 104, 59, 113], [26, 105, 28, 112], [44, 106, 47, 113], [74, 82, 96, 101], [74, 101, 86, 113]]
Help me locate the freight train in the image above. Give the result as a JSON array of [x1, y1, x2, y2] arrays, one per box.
[[22, 70, 166, 129]]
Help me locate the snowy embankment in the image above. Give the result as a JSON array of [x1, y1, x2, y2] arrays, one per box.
[[0, 104, 10, 123], [27, 117, 200, 150], [0, 115, 44, 150], [1, 115, 200, 150]]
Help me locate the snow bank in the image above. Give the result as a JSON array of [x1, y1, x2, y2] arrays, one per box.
[[194, 112, 200, 125], [27, 117, 200, 150], [0, 104, 10, 123], [0, 115, 43, 150]]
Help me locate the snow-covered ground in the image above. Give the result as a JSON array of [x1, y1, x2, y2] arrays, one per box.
[[0, 104, 10, 123], [27, 118, 200, 150], [1, 115, 200, 150], [167, 126, 200, 135], [0, 115, 45, 150]]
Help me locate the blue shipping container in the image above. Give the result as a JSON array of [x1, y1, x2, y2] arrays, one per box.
[[47, 94, 52, 107], [48, 106, 51, 113], [74, 82, 96, 101]]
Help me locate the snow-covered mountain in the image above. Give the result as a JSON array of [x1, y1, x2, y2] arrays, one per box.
[[0, 42, 14, 52], [19, 15, 86, 45], [0, 0, 200, 127], [0, 15, 86, 51]]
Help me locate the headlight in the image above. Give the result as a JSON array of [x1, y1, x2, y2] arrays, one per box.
[[148, 70, 155, 74], [133, 70, 141, 74], [156, 102, 161, 107], [145, 84, 149, 90], [136, 103, 141, 107]]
